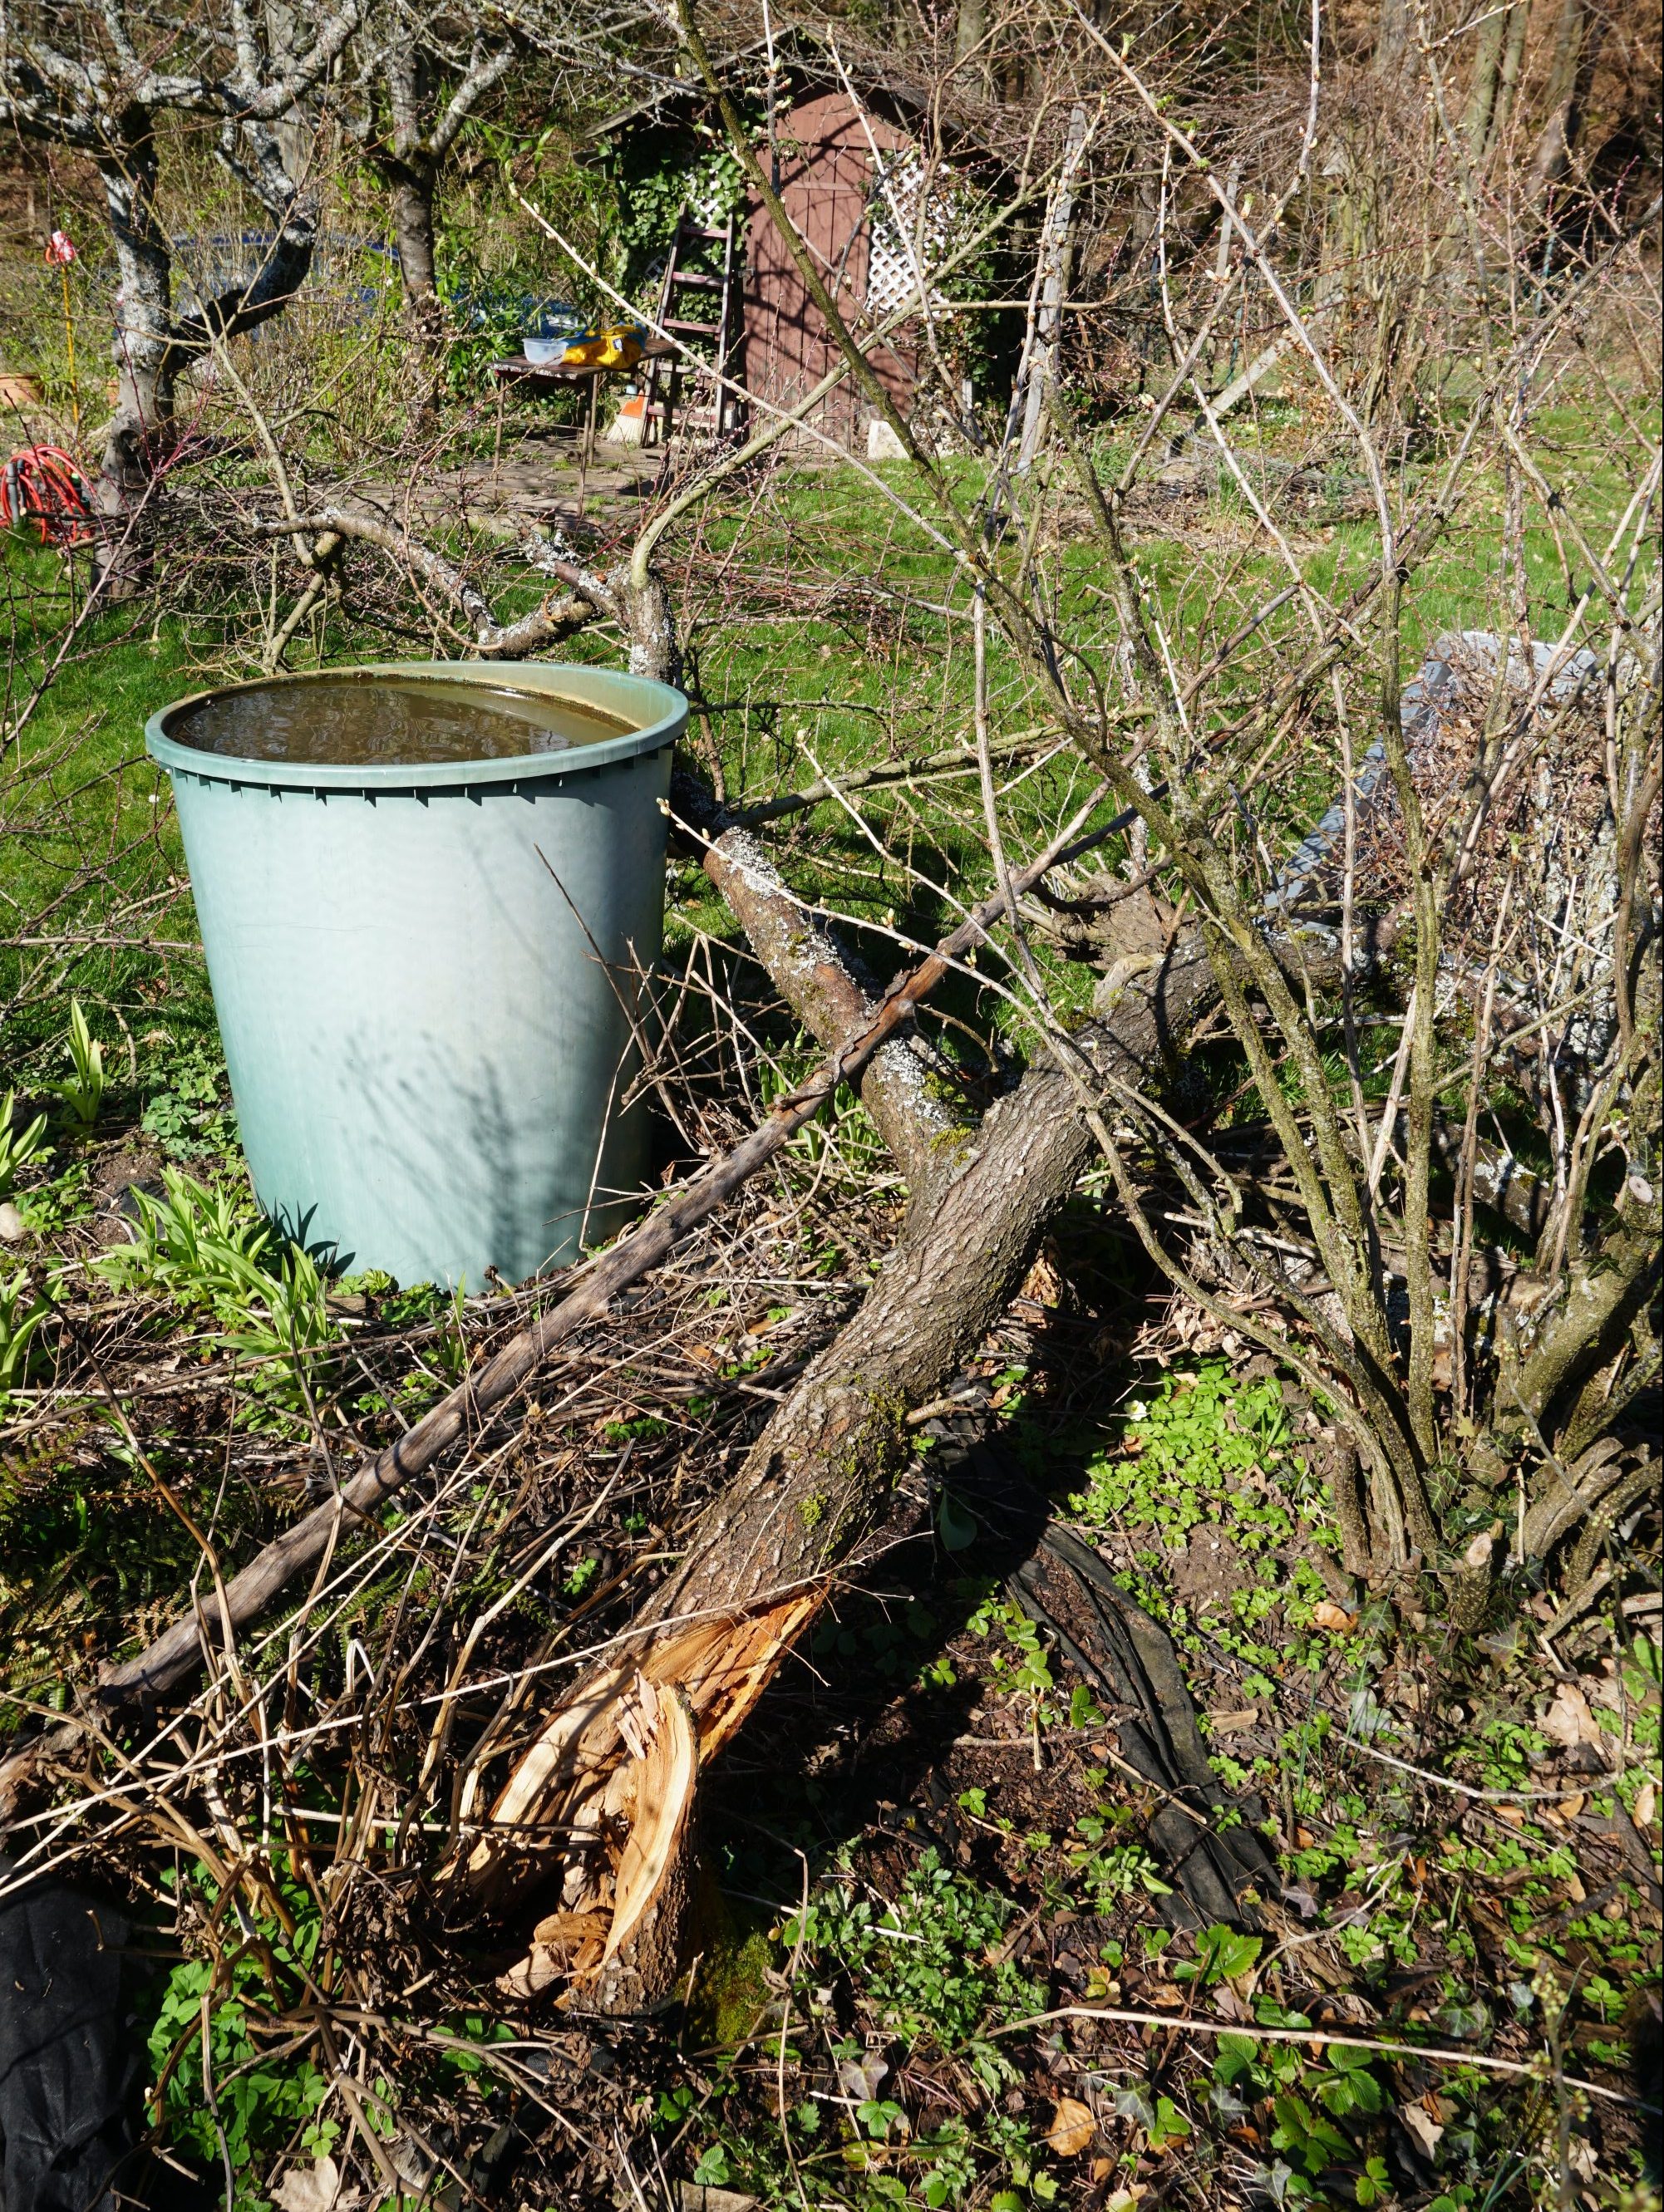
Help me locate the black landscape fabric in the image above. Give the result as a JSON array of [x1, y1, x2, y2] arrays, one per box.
[[0, 1865, 139, 2212]]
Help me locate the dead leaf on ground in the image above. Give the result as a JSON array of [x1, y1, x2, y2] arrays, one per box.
[[1312, 1600, 1357, 1633], [677, 2186, 761, 2212], [1400, 2101, 1445, 2157], [271, 2160, 362, 2212], [1567, 2137, 1599, 2182], [1588, 1658, 1626, 1710], [1541, 1681, 1606, 1752], [1206, 1706, 1260, 1734], [1047, 2096, 1097, 2157]]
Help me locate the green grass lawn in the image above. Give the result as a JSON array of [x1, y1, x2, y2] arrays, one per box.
[[1, 529, 223, 1059]]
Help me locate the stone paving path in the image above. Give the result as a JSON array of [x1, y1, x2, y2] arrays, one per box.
[[411, 427, 664, 544]]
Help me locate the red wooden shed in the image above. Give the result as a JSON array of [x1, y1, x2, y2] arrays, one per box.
[[741, 91, 922, 452]]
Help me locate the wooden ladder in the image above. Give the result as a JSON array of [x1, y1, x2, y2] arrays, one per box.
[[642, 209, 744, 450]]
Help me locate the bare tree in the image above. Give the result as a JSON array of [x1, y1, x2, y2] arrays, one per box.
[[0, 0, 359, 585], [346, 2, 519, 347]]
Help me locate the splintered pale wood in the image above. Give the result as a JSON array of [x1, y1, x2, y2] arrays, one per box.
[[601, 1680, 697, 1969], [529, 1910, 609, 1947], [465, 1588, 819, 1895], [496, 1679, 700, 2006]]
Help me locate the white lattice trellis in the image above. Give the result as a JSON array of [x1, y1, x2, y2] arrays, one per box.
[[687, 167, 731, 230], [864, 152, 961, 319]]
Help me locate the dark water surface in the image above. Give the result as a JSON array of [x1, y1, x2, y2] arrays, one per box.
[[170, 675, 633, 768]]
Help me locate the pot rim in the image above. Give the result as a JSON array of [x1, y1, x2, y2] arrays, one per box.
[[145, 660, 687, 793]]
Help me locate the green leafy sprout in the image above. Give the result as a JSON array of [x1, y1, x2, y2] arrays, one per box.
[[54, 997, 106, 1131], [0, 1089, 49, 1199]]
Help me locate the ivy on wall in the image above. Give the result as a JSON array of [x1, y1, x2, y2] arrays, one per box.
[[592, 120, 755, 297]]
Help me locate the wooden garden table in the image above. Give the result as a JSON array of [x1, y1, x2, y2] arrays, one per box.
[[489, 342, 673, 468]]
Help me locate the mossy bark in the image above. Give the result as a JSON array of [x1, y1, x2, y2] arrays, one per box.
[[639, 931, 1222, 1630]]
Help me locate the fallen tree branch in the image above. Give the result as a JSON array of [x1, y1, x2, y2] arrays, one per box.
[[672, 772, 971, 1207], [1010, 1524, 1278, 1926], [455, 928, 1225, 1987], [251, 505, 608, 659], [726, 724, 1064, 828], [989, 2006, 1644, 2107]]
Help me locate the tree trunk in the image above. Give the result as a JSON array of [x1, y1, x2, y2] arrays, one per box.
[[1528, 0, 1602, 212], [611, 564, 682, 687], [650, 951, 1212, 1634], [1017, 107, 1088, 473], [93, 116, 175, 597], [1464, 2, 1513, 155], [377, 43, 450, 365], [1373, 0, 1411, 78], [384, 160, 444, 344], [1490, 0, 1532, 150], [645, 1062, 1097, 1622], [91, 108, 319, 599], [461, 932, 1221, 1947], [264, 1, 315, 186]]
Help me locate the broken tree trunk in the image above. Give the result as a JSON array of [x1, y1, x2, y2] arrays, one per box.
[[458, 934, 1221, 2007]]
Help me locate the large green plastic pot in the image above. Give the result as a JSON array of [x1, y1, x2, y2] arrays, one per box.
[[146, 661, 687, 1286]]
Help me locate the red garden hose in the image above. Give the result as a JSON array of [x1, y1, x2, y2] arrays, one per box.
[[1, 444, 96, 548]]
